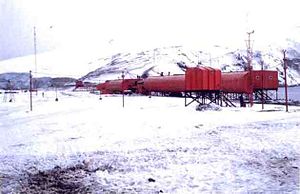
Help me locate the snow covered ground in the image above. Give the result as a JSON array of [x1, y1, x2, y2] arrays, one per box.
[[0, 91, 299, 193]]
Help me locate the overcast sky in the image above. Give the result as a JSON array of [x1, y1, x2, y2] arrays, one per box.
[[0, 0, 299, 61]]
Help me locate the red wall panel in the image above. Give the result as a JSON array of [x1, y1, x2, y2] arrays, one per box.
[[221, 72, 252, 94], [143, 75, 185, 92]]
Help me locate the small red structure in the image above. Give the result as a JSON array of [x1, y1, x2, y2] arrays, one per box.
[[185, 67, 221, 91], [251, 70, 279, 102], [96, 79, 140, 94], [74, 80, 96, 91], [184, 67, 223, 106], [75, 80, 84, 88], [252, 70, 278, 90]]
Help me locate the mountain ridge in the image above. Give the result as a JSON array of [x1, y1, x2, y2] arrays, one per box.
[[80, 43, 300, 86], [1, 40, 300, 88]]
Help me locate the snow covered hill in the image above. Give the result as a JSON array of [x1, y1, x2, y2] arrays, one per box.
[[81, 41, 300, 86]]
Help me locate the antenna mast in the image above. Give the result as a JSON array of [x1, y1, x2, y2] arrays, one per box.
[[34, 26, 37, 75], [246, 30, 254, 106]]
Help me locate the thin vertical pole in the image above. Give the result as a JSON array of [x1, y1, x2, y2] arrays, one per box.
[[283, 50, 288, 112], [55, 87, 58, 101], [261, 61, 264, 110], [246, 31, 254, 107], [34, 26, 37, 75], [29, 70, 33, 111], [122, 71, 125, 108]]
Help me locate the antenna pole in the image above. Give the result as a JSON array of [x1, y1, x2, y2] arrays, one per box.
[[122, 71, 125, 108], [261, 61, 264, 110], [283, 50, 288, 112], [34, 26, 37, 75], [246, 30, 254, 107]]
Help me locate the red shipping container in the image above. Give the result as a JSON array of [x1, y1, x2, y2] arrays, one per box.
[[143, 75, 185, 93], [252, 70, 278, 90], [104, 80, 123, 93], [99, 79, 140, 94], [185, 67, 209, 91], [205, 67, 221, 90], [96, 82, 107, 93], [221, 71, 252, 94]]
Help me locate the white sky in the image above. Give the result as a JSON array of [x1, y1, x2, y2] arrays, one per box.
[[17, 0, 300, 55]]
